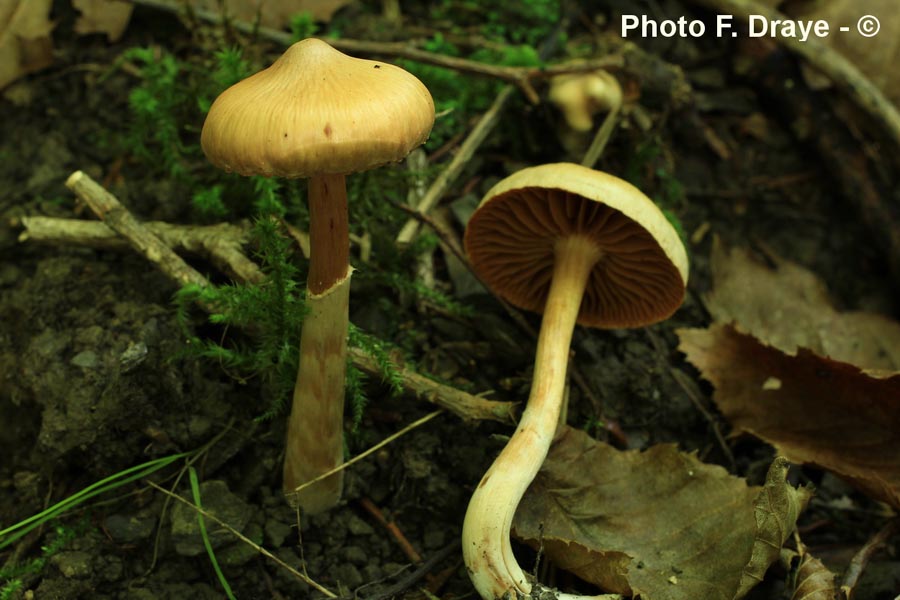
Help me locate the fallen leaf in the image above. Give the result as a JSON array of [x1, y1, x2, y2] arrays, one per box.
[[73, 0, 134, 42], [789, 0, 900, 105], [706, 240, 900, 370], [514, 426, 808, 599], [678, 324, 900, 508], [789, 549, 838, 600], [0, 0, 54, 91], [737, 457, 812, 597]]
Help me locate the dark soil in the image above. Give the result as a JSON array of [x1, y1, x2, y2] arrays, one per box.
[[1, 2, 897, 599]]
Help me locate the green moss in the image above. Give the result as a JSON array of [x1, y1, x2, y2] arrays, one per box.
[[0, 522, 84, 598]]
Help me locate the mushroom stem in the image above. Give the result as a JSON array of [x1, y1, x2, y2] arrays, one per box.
[[307, 174, 350, 294], [283, 173, 352, 512], [462, 235, 606, 600]]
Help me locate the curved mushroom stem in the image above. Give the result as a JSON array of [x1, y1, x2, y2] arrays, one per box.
[[284, 173, 351, 513], [462, 236, 614, 600]]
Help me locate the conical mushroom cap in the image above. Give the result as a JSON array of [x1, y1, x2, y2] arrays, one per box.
[[201, 38, 435, 178], [465, 163, 688, 328]]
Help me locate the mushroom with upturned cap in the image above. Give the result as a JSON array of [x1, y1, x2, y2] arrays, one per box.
[[201, 38, 435, 513], [462, 162, 688, 599]]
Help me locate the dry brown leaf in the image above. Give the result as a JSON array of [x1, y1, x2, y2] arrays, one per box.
[[786, 540, 839, 600], [0, 0, 54, 91], [73, 0, 133, 42], [187, 0, 354, 29], [737, 457, 812, 597], [706, 241, 900, 371], [790, 551, 838, 600], [678, 324, 900, 508], [789, 0, 900, 105], [513, 427, 808, 599]]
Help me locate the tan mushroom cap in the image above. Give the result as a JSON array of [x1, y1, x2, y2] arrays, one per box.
[[465, 163, 689, 328], [201, 38, 435, 178]]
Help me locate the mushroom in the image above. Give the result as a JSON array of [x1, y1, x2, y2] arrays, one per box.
[[201, 38, 435, 513], [462, 162, 688, 599], [548, 69, 622, 133]]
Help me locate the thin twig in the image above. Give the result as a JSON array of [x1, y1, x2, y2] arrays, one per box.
[[146, 481, 337, 598], [355, 541, 460, 600], [395, 85, 517, 244], [350, 349, 515, 424], [580, 105, 622, 169], [391, 202, 467, 266], [357, 497, 425, 566], [840, 517, 899, 598], [291, 410, 443, 495], [129, 0, 622, 103], [146, 418, 238, 575], [690, 0, 900, 150], [669, 367, 736, 470]]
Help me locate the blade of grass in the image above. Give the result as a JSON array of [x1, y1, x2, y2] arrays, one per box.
[[188, 466, 236, 600], [0, 452, 189, 550], [146, 480, 337, 597]]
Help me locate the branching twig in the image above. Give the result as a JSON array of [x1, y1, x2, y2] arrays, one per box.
[[129, 0, 622, 104], [18, 215, 264, 284], [28, 172, 519, 426], [66, 170, 209, 288]]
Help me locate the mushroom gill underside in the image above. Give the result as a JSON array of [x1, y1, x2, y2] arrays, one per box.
[[466, 187, 685, 328]]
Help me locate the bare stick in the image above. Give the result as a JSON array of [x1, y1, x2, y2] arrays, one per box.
[[691, 0, 900, 150], [35, 173, 517, 427], [358, 497, 425, 565], [18, 215, 264, 284], [66, 171, 209, 288], [395, 85, 516, 244], [349, 347, 516, 424]]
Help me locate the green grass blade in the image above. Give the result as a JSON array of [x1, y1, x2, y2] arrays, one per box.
[[0, 452, 189, 550], [189, 467, 236, 600]]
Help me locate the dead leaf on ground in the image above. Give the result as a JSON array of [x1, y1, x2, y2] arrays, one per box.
[[0, 0, 55, 91], [678, 324, 900, 508], [513, 426, 810, 599], [789, 549, 838, 600], [737, 457, 811, 596], [791, 543, 849, 600], [705, 241, 900, 371], [73, 0, 134, 42], [788, 0, 900, 106]]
